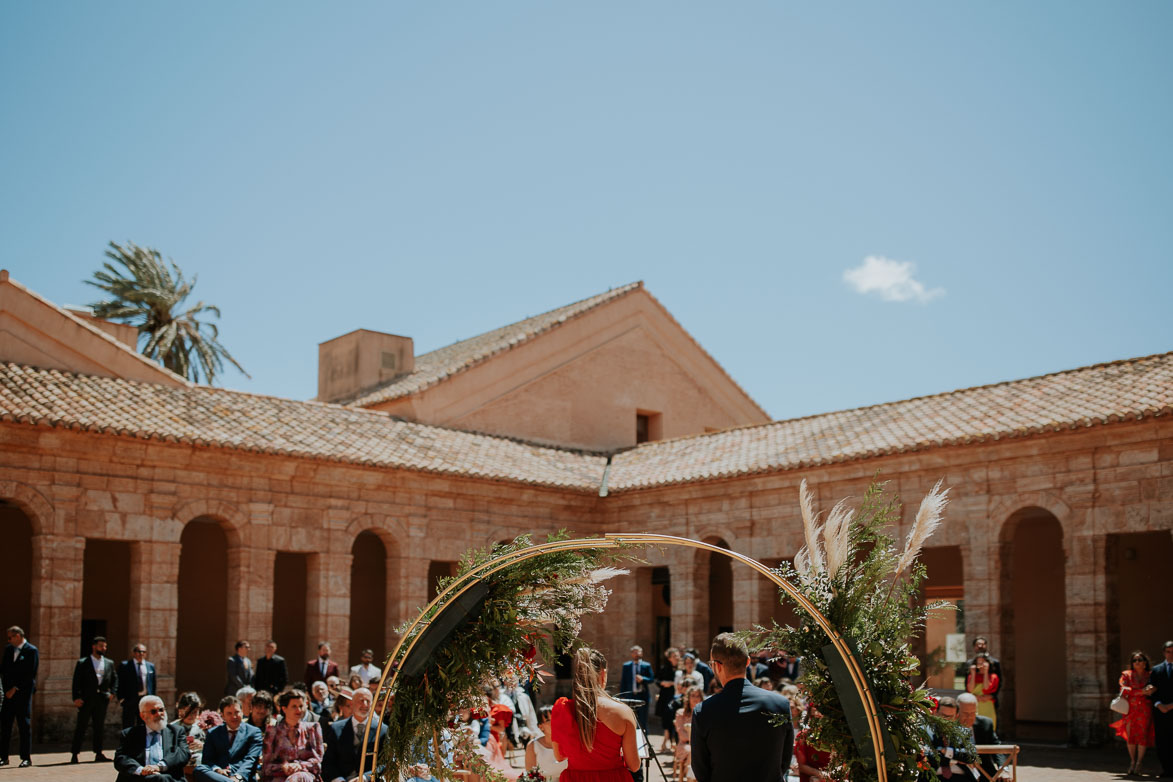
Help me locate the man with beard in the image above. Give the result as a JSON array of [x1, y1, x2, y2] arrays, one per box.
[[322, 687, 387, 782], [71, 636, 117, 764], [305, 642, 340, 688], [114, 695, 189, 781]]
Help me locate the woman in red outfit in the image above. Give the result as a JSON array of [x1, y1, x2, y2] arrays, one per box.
[[1112, 651, 1155, 775], [794, 705, 831, 782], [550, 647, 641, 782]]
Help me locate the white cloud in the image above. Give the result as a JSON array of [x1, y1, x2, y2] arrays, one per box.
[[842, 256, 944, 303]]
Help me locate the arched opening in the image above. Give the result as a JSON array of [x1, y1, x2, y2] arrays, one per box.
[[177, 518, 229, 698], [707, 539, 733, 643], [0, 501, 33, 635], [1000, 508, 1066, 741], [349, 531, 387, 663]]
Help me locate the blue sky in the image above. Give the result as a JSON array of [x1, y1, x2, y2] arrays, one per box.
[[3, 2, 1170, 420]]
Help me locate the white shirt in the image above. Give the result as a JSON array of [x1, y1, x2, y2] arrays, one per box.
[[12, 640, 25, 662], [349, 663, 381, 686], [91, 655, 105, 676]]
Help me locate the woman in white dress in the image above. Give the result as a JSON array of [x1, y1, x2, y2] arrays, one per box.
[[524, 705, 568, 782]]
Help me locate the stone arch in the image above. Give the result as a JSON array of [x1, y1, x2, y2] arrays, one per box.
[[990, 490, 1072, 541], [345, 515, 409, 657], [0, 480, 53, 536], [171, 498, 246, 548], [696, 534, 734, 645]]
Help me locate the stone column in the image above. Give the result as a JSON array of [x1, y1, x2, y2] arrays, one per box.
[[128, 540, 182, 704], [227, 547, 275, 647], [1066, 530, 1109, 746], [669, 548, 706, 652], [30, 533, 85, 741], [732, 565, 763, 633], [306, 552, 352, 669]]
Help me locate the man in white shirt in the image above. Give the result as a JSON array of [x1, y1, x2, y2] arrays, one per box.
[[71, 636, 116, 764], [349, 649, 382, 688], [322, 687, 387, 782], [114, 695, 189, 781]]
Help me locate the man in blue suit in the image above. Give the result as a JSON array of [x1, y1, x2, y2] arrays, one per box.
[[1152, 640, 1173, 778], [0, 626, 38, 768], [194, 695, 263, 782], [691, 633, 793, 782], [322, 687, 387, 782], [117, 643, 157, 728], [619, 644, 656, 733]]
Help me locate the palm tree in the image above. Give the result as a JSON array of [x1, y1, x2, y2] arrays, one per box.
[[86, 241, 249, 385]]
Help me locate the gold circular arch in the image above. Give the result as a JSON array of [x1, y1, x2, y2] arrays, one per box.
[[361, 533, 889, 782]]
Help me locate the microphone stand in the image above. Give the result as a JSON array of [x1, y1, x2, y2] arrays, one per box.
[[616, 696, 668, 782]]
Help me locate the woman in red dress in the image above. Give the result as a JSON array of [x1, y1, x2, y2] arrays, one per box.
[[1112, 650, 1155, 775], [550, 647, 641, 782], [794, 705, 831, 782]]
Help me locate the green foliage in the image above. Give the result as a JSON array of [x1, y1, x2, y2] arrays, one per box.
[[86, 241, 248, 384], [743, 481, 973, 782], [377, 531, 636, 782]]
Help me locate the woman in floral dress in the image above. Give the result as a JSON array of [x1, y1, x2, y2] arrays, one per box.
[[1112, 651, 1155, 775], [262, 689, 323, 781]]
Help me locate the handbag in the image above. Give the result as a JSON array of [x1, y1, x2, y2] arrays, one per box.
[[1111, 691, 1130, 715]]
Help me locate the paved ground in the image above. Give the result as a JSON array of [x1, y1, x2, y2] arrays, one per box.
[[0, 743, 1158, 780]]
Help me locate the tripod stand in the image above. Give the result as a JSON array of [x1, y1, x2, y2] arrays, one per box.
[[617, 697, 671, 782]]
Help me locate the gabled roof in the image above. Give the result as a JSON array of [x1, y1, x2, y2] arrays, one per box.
[[605, 351, 1173, 491], [345, 282, 646, 407], [0, 363, 607, 490]]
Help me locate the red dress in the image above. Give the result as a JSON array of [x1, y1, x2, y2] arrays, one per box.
[[794, 729, 831, 782], [1112, 669, 1155, 746], [550, 697, 632, 782]]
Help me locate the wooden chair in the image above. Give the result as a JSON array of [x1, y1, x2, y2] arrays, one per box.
[[975, 744, 1020, 782]]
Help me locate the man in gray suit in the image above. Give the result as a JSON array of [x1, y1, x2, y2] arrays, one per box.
[[225, 641, 253, 696]]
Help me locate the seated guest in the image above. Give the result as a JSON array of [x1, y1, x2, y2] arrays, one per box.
[[309, 682, 332, 717], [171, 691, 206, 768], [235, 687, 256, 715], [331, 688, 353, 722], [114, 695, 190, 782], [262, 688, 323, 782], [958, 692, 1002, 780], [247, 690, 275, 733], [195, 695, 263, 782], [930, 696, 978, 779], [322, 687, 387, 782]]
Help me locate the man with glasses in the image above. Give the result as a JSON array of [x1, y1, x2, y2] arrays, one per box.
[[1151, 640, 1173, 778], [114, 695, 189, 781], [118, 644, 157, 728]]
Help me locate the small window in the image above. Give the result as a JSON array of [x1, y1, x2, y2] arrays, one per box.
[[636, 410, 662, 443], [636, 414, 650, 444]]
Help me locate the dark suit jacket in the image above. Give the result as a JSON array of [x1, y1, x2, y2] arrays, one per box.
[[117, 659, 157, 701], [1151, 660, 1173, 713], [928, 719, 979, 779], [72, 656, 116, 702], [1, 642, 38, 698], [225, 654, 253, 695], [691, 677, 793, 782], [254, 654, 288, 694], [304, 658, 340, 687], [114, 722, 190, 782], [970, 715, 1002, 779], [196, 721, 263, 780], [321, 717, 387, 782], [620, 659, 655, 703]]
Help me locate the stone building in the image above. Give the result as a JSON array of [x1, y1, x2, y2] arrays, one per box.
[[0, 269, 1170, 745]]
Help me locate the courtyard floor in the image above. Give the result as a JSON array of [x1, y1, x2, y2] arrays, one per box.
[[0, 743, 1158, 781]]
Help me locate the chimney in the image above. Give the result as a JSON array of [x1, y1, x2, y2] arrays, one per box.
[[318, 329, 414, 403]]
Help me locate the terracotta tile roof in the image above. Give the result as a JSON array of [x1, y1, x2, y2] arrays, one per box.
[[0, 363, 607, 490], [345, 282, 644, 407], [605, 352, 1173, 492]]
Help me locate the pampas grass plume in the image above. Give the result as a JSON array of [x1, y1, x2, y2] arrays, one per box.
[[894, 479, 949, 578]]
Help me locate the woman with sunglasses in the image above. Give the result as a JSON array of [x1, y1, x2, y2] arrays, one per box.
[[1113, 651, 1156, 775]]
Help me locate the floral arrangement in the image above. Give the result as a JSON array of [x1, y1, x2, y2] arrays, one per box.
[[376, 531, 634, 782], [519, 769, 548, 782], [743, 479, 973, 782], [195, 709, 223, 733]]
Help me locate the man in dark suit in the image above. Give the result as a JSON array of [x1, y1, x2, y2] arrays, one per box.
[[1151, 640, 1173, 778], [686, 648, 715, 692], [0, 625, 38, 768], [225, 640, 253, 696], [305, 641, 340, 688], [114, 695, 190, 782], [254, 639, 288, 695], [930, 696, 980, 780], [71, 635, 117, 763], [117, 643, 157, 728], [194, 695, 263, 782], [322, 687, 387, 782], [619, 644, 656, 733], [958, 692, 1003, 780], [691, 633, 793, 782]]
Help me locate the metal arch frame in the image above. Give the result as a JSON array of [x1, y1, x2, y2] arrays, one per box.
[[360, 532, 888, 782]]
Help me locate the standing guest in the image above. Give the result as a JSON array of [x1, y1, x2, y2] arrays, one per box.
[[501, 673, 539, 746], [117, 643, 156, 728], [254, 640, 288, 696], [172, 692, 207, 768], [678, 654, 704, 692], [71, 635, 117, 764], [226, 641, 254, 696], [348, 649, 382, 688], [965, 653, 1000, 729], [691, 633, 793, 782], [0, 626, 37, 768], [619, 644, 655, 734], [321, 687, 386, 782], [304, 642, 339, 688], [195, 695, 264, 782], [655, 647, 681, 753], [262, 688, 324, 782], [1112, 651, 1155, 775], [524, 705, 567, 782], [674, 686, 705, 781], [247, 690, 276, 732], [550, 647, 641, 781], [965, 638, 1003, 717], [114, 695, 189, 782], [1150, 640, 1173, 779]]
